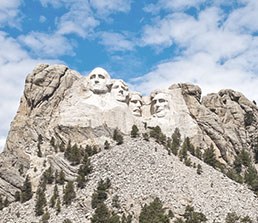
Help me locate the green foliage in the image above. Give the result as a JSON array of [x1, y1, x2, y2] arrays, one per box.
[[226, 169, 243, 184], [183, 205, 207, 223], [0, 195, 3, 211], [37, 134, 43, 157], [113, 128, 124, 145], [121, 214, 132, 223], [111, 195, 120, 209], [77, 153, 92, 188], [35, 186, 47, 216], [233, 155, 242, 174], [63, 181, 76, 206], [195, 147, 203, 160], [170, 128, 181, 155], [150, 126, 167, 145], [56, 197, 61, 214], [91, 178, 111, 209], [139, 197, 170, 223], [56, 170, 65, 185], [239, 149, 251, 167], [41, 211, 50, 223], [244, 111, 254, 127], [104, 140, 110, 150], [225, 212, 253, 223], [203, 144, 217, 168], [91, 203, 111, 223], [59, 141, 65, 152], [14, 191, 21, 202], [244, 165, 258, 191], [131, 124, 139, 138], [64, 143, 82, 165], [142, 133, 150, 141], [43, 167, 54, 184], [183, 137, 195, 155], [50, 184, 59, 208], [197, 164, 203, 175], [184, 158, 192, 167], [21, 175, 33, 203]]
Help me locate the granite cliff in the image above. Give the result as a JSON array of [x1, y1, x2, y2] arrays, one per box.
[[0, 64, 258, 222]]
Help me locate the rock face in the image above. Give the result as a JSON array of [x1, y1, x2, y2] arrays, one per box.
[[1, 64, 258, 222]]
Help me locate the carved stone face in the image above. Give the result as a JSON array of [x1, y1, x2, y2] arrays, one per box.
[[129, 93, 143, 117], [111, 80, 129, 102], [88, 67, 110, 94], [152, 92, 169, 118]]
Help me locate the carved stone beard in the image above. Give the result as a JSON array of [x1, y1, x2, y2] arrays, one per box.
[[152, 93, 169, 118]]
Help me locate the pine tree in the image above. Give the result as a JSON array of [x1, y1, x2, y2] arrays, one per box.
[[91, 203, 111, 223], [21, 176, 33, 203], [0, 195, 3, 210], [57, 170, 65, 185], [35, 187, 47, 216], [170, 128, 181, 155], [63, 181, 76, 206], [139, 197, 170, 223], [56, 197, 61, 214], [203, 144, 217, 168], [50, 184, 59, 208], [14, 191, 21, 202], [43, 167, 54, 184], [183, 205, 207, 223], [113, 128, 124, 145], [131, 124, 139, 138], [104, 140, 110, 150], [197, 164, 203, 175]]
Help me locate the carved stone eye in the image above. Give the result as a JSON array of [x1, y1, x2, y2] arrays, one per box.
[[98, 74, 105, 79], [90, 74, 96, 79], [159, 99, 166, 103]]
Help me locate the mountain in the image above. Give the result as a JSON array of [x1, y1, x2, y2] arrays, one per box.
[[0, 64, 258, 223]]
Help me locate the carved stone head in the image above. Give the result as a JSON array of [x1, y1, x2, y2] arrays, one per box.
[[129, 92, 143, 117], [151, 91, 169, 118], [111, 79, 129, 102], [88, 67, 111, 94]]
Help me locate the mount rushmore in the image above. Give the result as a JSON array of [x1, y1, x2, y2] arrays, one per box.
[[1, 64, 258, 222]]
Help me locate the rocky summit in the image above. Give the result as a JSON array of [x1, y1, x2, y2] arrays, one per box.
[[1, 64, 258, 223]]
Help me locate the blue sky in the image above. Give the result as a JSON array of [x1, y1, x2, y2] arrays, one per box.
[[1, 0, 258, 151]]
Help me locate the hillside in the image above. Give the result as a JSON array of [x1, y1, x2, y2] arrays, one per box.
[[0, 64, 258, 223]]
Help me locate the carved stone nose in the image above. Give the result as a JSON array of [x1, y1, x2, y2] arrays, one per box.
[[95, 80, 99, 84]]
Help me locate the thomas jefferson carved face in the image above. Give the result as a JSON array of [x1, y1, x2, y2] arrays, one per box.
[[129, 92, 143, 117], [152, 92, 169, 118], [88, 67, 110, 94], [111, 80, 129, 102]]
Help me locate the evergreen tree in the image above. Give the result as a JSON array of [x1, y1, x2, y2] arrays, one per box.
[[225, 212, 240, 223], [203, 144, 217, 167], [239, 149, 251, 167], [41, 210, 50, 223], [197, 164, 203, 175], [50, 184, 59, 208], [59, 141, 65, 152], [91, 203, 111, 223], [43, 167, 54, 184], [183, 205, 207, 223], [195, 147, 202, 160], [131, 124, 139, 138], [170, 128, 181, 155], [4, 197, 9, 207], [35, 187, 47, 216], [244, 165, 258, 191], [113, 128, 124, 145], [182, 137, 195, 155], [14, 191, 21, 202], [0, 195, 3, 211], [63, 181, 76, 206], [57, 170, 65, 185], [56, 197, 61, 214], [139, 197, 170, 223], [233, 155, 242, 174], [104, 140, 110, 150], [21, 175, 33, 203], [91, 178, 111, 209]]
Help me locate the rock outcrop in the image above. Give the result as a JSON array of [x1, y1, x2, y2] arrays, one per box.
[[0, 64, 258, 222]]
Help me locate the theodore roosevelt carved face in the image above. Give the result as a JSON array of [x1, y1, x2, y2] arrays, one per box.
[[129, 92, 143, 117], [111, 79, 129, 102], [88, 67, 111, 94], [151, 92, 169, 118]]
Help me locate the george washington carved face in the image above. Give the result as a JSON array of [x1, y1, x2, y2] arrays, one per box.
[[111, 79, 129, 102], [151, 92, 169, 118], [129, 92, 143, 117], [88, 67, 111, 94]]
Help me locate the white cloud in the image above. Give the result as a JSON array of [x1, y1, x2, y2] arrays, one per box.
[[18, 32, 75, 58], [99, 32, 134, 51], [0, 32, 60, 146], [0, 0, 21, 27], [89, 0, 131, 15], [0, 136, 6, 153], [136, 2, 258, 102], [39, 15, 46, 23]]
